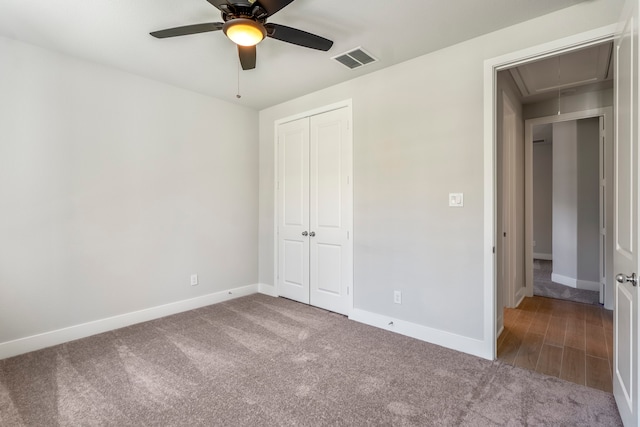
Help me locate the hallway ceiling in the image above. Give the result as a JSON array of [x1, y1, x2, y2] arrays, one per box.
[[0, 0, 596, 109]]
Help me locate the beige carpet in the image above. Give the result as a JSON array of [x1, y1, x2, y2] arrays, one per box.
[[0, 294, 621, 426]]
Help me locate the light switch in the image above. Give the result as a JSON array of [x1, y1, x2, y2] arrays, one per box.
[[449, 193, 464, 207]]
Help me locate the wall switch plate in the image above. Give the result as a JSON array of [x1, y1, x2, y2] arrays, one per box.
[[190, 274, 198, 286], [449, 193, 464, 207], [393, 290, 402, 304]]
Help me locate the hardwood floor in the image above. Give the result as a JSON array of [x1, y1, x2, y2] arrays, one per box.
[[497, 296, 613, 392]]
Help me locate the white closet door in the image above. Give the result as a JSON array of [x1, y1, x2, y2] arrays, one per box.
[[277, 117, 310, 304], [309, 107, 352, 315]]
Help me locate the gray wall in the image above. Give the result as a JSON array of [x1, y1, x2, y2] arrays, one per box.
[[258, 1, 620, 344], [0, 36, 259, 344], [577, 118, 600, 282], [552, 121, 579, 280], [533, 136, 553, 257]]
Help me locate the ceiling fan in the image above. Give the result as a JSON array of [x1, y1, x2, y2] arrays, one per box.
[[150, 0, 333, 70]]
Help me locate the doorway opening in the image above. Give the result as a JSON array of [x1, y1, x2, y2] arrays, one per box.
[[494, 40, 613, 316], [527, 112, 613, 309], [497, 109, 614, 393], [495, 40, 614, 326], [485, 28, 615, 382]]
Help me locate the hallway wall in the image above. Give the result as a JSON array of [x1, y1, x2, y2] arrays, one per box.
[[533, 138, 553, 258]]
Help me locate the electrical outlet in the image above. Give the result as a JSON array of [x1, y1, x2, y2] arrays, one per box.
[[393, 290, 402, 304], [190, 274, 198, 286]]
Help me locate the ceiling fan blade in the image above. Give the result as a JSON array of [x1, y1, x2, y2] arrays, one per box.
[[238, 45, 256, 70], [150, 22, 223, 38], [256, 0, 295, 16], [265, 23, 333, 51]]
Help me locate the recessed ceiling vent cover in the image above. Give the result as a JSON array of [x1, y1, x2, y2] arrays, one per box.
[[332, 47, 377, 69]]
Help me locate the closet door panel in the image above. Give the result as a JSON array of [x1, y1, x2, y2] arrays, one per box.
[[277, 118, 310, 304], [309, 107, 351, 315]]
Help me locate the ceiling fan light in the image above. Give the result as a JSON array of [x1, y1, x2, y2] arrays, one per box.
[[223, 19, 266, 47]]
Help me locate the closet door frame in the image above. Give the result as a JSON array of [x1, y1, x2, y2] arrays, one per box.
[[273, 99, 353, 315]]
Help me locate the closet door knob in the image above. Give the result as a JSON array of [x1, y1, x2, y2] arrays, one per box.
[[302, 231, 308, 236], [309, 231, 316, 237]]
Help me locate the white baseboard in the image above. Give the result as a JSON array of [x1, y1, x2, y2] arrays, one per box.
[[349, 308, 491, 360], [550, 273, 600, 292], [533, 253, 553, 260], [0, 284, 259, 360], [515, 292, 526, 308], [577, 279, 600, 292], [551, 273, 577, 288], [258, 283, 278, 297]]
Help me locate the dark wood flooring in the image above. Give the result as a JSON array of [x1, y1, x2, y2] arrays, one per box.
[[497, 296, 613, 392]]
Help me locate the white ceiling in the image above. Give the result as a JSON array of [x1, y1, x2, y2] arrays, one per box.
[[0, 0, 589, 110]]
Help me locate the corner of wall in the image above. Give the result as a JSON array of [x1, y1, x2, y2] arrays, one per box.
[[258, 283, 278, 297]]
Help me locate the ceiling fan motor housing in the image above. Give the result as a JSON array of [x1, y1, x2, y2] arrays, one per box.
[[221, 4, 268, 23]]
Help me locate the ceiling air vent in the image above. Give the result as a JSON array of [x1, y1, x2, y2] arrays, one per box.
[[332, 47, 377, 70]]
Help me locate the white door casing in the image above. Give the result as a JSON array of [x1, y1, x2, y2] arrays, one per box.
[[275, 102, 353, 316], [600, 115, 606, 305], [614, 1, 639, 425]]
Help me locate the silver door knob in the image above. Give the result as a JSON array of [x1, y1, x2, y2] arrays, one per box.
[[302, 231, 308, 236], [616, 272, 638, 286], [309, 231, 316, 237]]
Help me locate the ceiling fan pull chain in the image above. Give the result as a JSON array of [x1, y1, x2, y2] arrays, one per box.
[[557, 56, 561, 115], [236, 61, 242, 99]]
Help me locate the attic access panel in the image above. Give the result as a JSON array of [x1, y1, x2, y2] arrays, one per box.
[[509, 42, 613, 98]]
